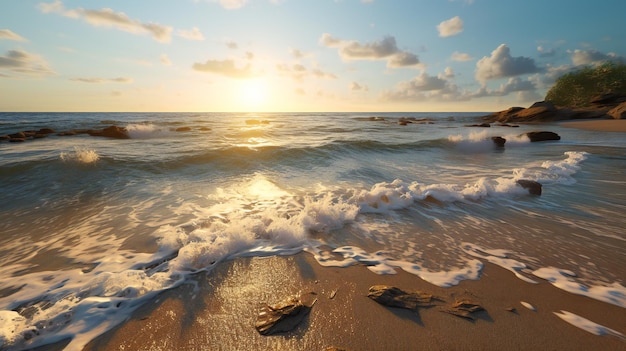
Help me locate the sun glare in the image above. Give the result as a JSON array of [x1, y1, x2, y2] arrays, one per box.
[[239, 78, 269, 110]]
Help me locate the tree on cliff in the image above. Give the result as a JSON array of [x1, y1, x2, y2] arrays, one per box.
[[545, 61, 626, 107]]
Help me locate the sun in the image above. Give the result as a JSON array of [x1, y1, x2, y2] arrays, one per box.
[[239, 78, 269, 110]]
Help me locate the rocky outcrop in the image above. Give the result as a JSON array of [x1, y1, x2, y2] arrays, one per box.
[[608, 102, 626, 119], [482, 93, 626, 123]]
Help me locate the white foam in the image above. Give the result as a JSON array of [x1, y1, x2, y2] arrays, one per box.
[[533, 267, 626, 308], [125, 123, 170, 139], [60, 147, 100, 164], [356, 152, 588, 210], [462, 243, 538, 284], [307, 246, 483, 288], [554, 310, 626, 339]]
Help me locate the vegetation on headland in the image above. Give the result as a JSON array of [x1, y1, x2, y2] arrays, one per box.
[[545, 61, 626, 108]]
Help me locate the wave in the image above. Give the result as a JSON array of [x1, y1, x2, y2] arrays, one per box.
[[60, 147, 100, 164], [0, 151, 599, 351]]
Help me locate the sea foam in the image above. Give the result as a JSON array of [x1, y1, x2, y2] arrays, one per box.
[[60, 147, 100, 164], [554, 310, 625, 339]]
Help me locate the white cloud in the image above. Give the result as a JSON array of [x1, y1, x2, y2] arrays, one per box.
[[177, 27, 204, 41], [226, 41, 238, 49], [70, 77, 133, 83], [161, 53, 172, 66], [0, 49, 55, 77], [437, 16, 463, 37], [192, 58, 255, 78], [276, 63, 337, 81], [290, 48, 307, 59], [319, 33, 420, 68], [209, 0, 248, 10], [38, 1, 172, 43], [568, 49, 624, 66], [450, 51, 473, 62], [475, 44, 540, 83], [0, 29, 27, 42]]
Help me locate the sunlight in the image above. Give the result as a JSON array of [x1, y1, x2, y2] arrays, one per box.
[[239, 78, 269, 111]]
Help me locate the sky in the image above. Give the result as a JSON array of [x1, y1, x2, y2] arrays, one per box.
[[1, 0, 625, 112]]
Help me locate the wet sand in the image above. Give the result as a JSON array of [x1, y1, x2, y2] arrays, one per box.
[[80, 253, 626, 351], [560, 119, 626, 132]]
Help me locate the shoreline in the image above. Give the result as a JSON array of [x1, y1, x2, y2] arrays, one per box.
[[80, 253, 626, 351], [559, 119, 626, 132]]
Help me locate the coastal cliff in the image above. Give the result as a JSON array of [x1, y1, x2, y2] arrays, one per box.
[[481, 93, 626, 123]]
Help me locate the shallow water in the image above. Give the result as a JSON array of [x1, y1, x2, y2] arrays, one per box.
[[0, 112, 625, 350]]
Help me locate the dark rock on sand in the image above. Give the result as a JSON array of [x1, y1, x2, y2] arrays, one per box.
[[175, 126, 192, 132], [590, 92, 626, 106], [443, 299, 485, 321], [9, 137, 26, 142], [524, 131, 560, 142], [367, 285, 436, 311], [491, 136, 506, 147], [516, 179, 542, 196], [255, 296, 315, 335], [8, 132, 26, 139]]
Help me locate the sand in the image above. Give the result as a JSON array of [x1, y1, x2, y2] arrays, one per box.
[[73, 253, 626, 351], [560, 119, 626, 132]]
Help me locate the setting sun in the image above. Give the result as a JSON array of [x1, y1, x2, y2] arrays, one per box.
[[239, 78, 269, 110]]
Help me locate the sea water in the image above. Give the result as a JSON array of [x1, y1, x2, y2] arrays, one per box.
[[0, 112, 624, 350]]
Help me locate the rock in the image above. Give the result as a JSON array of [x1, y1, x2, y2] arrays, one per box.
[[516, 179, 542, 195], [496, 123, 519, 128], [37, 128, 55, 134], [443, 299, 484, 320], [255, 296, 315, 335], [175, 126, 192, 132], [608, 102, 626, 119], [367, 285, 436, 311], [466, 123, 491, 127], [89, 125, 129, 139], [9, 138, 26, 142], [8, 132, 26, 139], [524, 131, 560, 142], [491, 136, 506, 147], [590, 92, 626, 106]]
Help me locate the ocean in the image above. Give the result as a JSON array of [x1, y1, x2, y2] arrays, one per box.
[[0, 112, 625, 350]]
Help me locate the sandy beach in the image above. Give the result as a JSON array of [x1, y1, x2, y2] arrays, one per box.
[[74, 252, 626, 351], [560, 119, 626, 132]]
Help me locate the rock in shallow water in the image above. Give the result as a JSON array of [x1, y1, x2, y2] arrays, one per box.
[[516, 179, 542, 196]]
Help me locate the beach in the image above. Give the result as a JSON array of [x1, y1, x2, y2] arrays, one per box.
[[560, 119, 626, 132], [1, 112, 625, 351], [81, 253, 626, 351]]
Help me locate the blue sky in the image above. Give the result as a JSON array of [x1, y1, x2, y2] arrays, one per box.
[[1, 0, 624, 112]]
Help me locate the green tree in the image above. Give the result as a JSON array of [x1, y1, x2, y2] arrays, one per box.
[[545, 61, 626, 107]]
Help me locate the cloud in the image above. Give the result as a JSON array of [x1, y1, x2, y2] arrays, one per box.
[[381, 71, 462, 102], [226, 41, 238, 49], [568, 49, 624, 66], [350, 81, 369, 91], [0, 49, 55, 77], [209, 0, 248, 10], [290, 48, 307, 59], [437, 16, 463, 37], [160, 53, 172, 66], [70, 77, 133, 83], [295, 88, 305, 95], [537, 46, 556, 58], [319, 33, 420, 68], [450, 51, 473, 62], [475, 44, 540, 83], [276, 63, 337, 81], [192, 58, 255, 78], [177, 27, 204, 41], [0, 29, 27, 41], [38, 1, 172, 43]]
